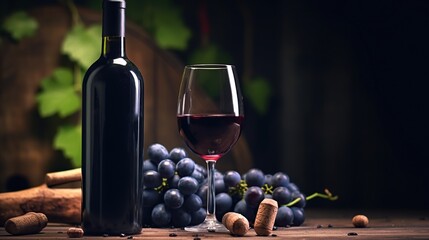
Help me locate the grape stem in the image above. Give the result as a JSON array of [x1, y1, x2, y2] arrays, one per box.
[[286, 188, 338, 207]]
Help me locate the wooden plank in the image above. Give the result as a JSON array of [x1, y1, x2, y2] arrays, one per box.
[[1, 209, 428, 239]]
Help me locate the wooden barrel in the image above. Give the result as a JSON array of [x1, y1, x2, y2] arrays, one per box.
[[0, 5, 252, 192]]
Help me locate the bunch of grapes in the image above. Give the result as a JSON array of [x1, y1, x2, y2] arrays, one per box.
[[225, 169, 306, 227], [142, 143, 309, 228], [142, 143, 207, 228]]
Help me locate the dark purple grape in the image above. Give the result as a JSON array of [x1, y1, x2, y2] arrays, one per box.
[[264, 174, 273, 186], [272, 186, 292, 205], [245, 168, 265, 187], [194, 164, 207, 177], [143, 170, 162, 189], [275, 206, 294, 227], [224, 171, 241, 187], [291, 207, 305, 226], [158, 159, 176, 179], [183, 194, 202, 212], [143, 189, 160, 207], [287, 182, 300, 193], [176, 158, 195, 177], [291, 192, 306, 208], [151, 203, 171, 227], [169, 147, 187, 163], [191, 169, 205, 184], [190, 208, 206, 226], [215, 193, 233, 215], [271, 172, 290, 188], [178, 176, 199, 195], [244, 186, 265, 208], [148, 143, 169, 165], [164, 189, 184, 209], [172, 208, 191, 228], [215, 178, 226, 194], [167, 174, 180, 189], [143, 159, 157, 172], [234, 199, 257, 223], [197, 184, 208, 207]]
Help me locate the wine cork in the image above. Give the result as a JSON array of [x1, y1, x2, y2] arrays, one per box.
[[254, 198, 278, 236], [67, 227, 84, 238], [4, 212, 48, 235], [222, 212, 250, 236], [45, 168, 82, 187]]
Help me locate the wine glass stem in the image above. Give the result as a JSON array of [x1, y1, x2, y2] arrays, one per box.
[[206, 160, 217, 223]]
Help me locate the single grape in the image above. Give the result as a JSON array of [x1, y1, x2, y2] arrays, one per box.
[[291, 191, 306, 208], [272, 186, 293, 205], [169, 147, 187, 163], [171, 208, 192, 228], [190, 208, 206, 226], [143, 159, 157, 172], [164, 189, 184, 209], [245, 168, 265, 187], [194, 164, 207, 177], [176, 158, 195, 177], [215, 178, 226, 194], [143, 170, 162, 189], [214, 171, 224, 179], [223, 171, 241, 188], [275, 206, 294, 227], [158, 159, 176, 179], [264, 174, 273, 186], [244, 186, 265, 208], [234, 199, 257, 223], [286, 182, 300, 193], [178, 176, 199, 195], [191, 169, 205, 184], [167, 174, 180, 189], [197, 184, 208, 207], [215, 192, 233, 215], [291, 207, 305, 226], [151, 203, 171, 227], [183, 194, 203, 212], [148, 143, 169, 165], [271, 172, 290, 188], [143, 189, 160, 207]]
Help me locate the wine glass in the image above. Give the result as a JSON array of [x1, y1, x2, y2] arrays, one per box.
[[177, 64, 244, 232]]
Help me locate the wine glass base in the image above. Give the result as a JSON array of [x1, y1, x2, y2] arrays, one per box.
[[185, 220, 229, 233]]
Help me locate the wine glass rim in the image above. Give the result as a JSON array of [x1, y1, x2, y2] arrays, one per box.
[[185, 64, 235, 69]]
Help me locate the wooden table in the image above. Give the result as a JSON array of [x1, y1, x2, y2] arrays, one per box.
[[1, 209, 428, 239]]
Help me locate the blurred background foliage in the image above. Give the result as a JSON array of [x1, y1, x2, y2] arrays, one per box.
[[0, 0, 271, 168]]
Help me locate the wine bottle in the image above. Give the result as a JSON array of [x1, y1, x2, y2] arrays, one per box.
[[82, 0, 144, 235]]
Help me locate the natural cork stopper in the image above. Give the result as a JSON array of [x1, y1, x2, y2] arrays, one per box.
[[254, 198, 278, 236], [67, 227, 84, 238], [4, 212, 48, 235], [222, 212, 250, 236]]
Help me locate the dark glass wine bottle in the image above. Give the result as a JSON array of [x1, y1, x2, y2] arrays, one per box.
[[82, 0, 144, 235]]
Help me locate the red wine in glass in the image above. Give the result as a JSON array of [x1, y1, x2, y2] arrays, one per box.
[[177, 64, 244, 232], [177, 114, 244, 161]]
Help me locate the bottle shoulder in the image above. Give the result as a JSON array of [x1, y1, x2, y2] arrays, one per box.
[[83, 56, 144, 81]]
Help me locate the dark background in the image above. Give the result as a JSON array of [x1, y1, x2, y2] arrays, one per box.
[[179, 0, 429, 209], [1, 0, 429, 209]]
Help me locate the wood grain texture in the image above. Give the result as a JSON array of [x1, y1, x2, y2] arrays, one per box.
[[0, 209, 428, 239]]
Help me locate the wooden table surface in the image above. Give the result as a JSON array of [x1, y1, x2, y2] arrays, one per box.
[[1, 209, 428, 239]]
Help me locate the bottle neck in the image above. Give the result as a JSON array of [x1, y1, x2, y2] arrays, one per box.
[[101, 0, 126, 58], [102, 37, 125, 58]]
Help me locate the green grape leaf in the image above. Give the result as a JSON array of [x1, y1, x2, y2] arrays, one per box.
[[54, 125, 82, 167], [128, 0, 190, 50], [188, 45, 232, 64], [36, 68, 81, 118], [61, 24, 101, 69], [152, 8, 191, 50], [244, 77, 272, 115], [2, 11, 38, 40]]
